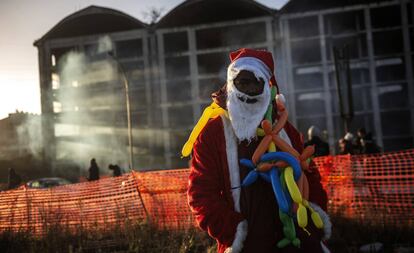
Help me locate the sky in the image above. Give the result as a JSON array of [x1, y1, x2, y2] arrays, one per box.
[[0, 0, 288, 120]]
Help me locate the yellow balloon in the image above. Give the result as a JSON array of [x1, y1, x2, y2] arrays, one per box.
[[210, 107, 225, 118], [284, 167, 302, 203], [297, 204, 308, 228], [268, 141, 276, 152], [311, 212, 324, 229], [256, 128, 265, 136], [181, 103, 225, 157], [302, 200, 324, 229]]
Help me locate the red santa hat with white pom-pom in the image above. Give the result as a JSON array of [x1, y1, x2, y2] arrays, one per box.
[[227, 48, 286, 105]]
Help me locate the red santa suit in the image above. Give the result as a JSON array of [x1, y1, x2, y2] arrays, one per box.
[[187, 48, 331, 253]]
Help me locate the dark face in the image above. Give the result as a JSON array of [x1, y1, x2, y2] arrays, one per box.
[[233, 70, 264, 96]]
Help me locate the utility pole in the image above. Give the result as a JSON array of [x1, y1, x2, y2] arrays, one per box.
[[108, 52, 134, 170], [333, 45, 354, 134]]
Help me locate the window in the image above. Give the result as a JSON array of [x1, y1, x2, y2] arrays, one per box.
[[130, 86, 147, 106], [199, 78, 225, 101], [53, 101, 62, 113], [352, 86, 372, 112], [371, 6, 401, 29], [326, 34, 367, 60], [122, 61, 145, 82], [324, 11, 365, 35], [52, 73, 60, 89], [51, 46, 78, 66], [289, 16, 319, 39], [291, 39, 321, 65], [84, 43, 98, 57], [166, 80, 192, 102], [297, 116, 327, 136], [295, 92, 325, 117], [381, 110, 411, 136], [165, 56, 190, 79], [329, 67, 369, 87], [410, 28, 414, 53], [197, 53, 229, 75], [375, 58, 405, 83], [196, 23, 266, 49], [168, 106, 194, 127], [373, 30, 403, 56], [163, 32, 188, 53], [331, 86, 372, 113], [115, 39, 143, 59], [131, 111, 148, 127], [378, 83, 409, 109], [293, 67, 323, 90], [170, 130, 191, 151]]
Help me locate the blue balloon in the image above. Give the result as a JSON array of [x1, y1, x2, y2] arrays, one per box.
[[280, 170, 293, 209], [259, 171, 271, 183], [270, 168, 289, 213], [241, 170, 258, 187], [240, 159, 255, 169], [260, 152, 302, 181]]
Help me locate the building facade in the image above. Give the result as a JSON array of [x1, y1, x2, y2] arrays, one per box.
[[35, 0, 413, 171]]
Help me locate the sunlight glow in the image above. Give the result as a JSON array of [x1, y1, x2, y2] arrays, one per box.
[[0, 73, 41, 119]]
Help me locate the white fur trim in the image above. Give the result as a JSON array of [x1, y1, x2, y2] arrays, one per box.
[[224, 220, 248, 253], [227, 57, 272, 85], [221, 115, 241, 212], [321, 241, 331, 253], [309, 202, 332, 240]]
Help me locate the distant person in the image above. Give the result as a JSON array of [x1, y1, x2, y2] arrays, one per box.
[[108, 164, 122, 177], [356, 128, 381, 154], [7, 168, 22, 190], [355, 128, 366, 154], [339, 132, 354, 155], [88, 158, 100, 181], [304, 125, 330, 157], [360, 133, 381, 154]]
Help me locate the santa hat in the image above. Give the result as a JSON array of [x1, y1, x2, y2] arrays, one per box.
[[227, 48, 279, 94]]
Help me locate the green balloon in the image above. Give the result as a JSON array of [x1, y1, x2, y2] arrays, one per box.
[[277, 238, 291, 248], [292, 238, 301, 247]]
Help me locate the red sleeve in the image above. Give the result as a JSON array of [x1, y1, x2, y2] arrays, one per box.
[[284, 120, 328, 211], [187, 118, 244, 247], [306, 161, 328, 211]]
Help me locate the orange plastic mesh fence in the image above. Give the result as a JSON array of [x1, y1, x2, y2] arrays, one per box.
[[0, 150, 413, 235], [315, 149, 414, 227]]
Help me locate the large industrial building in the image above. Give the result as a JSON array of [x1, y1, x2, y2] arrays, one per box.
[[35, 0, 413, 171]]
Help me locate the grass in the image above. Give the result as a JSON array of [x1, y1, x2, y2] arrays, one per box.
[[0, 216, 412, 253], [0, 220, 217, 253]]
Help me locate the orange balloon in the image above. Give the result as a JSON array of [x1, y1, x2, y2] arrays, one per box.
[[300, 145, 315, 161], [272, 110, 288, 135], [252, 135, 272, 164], [256, 163, 274, 172], [302, 174, 310, 200], [273, 136, 300, 158], [275, 161, 289, 168], [256, 161, 288, 172], [276, 100, 286, 112], [261, 120, 273, 135], [301, 160, 309, 171]]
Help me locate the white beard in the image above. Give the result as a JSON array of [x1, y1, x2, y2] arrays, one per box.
[[226, 85, 270, 142]]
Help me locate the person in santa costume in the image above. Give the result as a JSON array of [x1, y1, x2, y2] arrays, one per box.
[[186, 48, 331, 253]]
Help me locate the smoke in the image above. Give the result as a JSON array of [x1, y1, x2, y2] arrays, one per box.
[[54, 35, 132, 174], [97, 35, 113, 54], [16, 114, 42, 158]]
